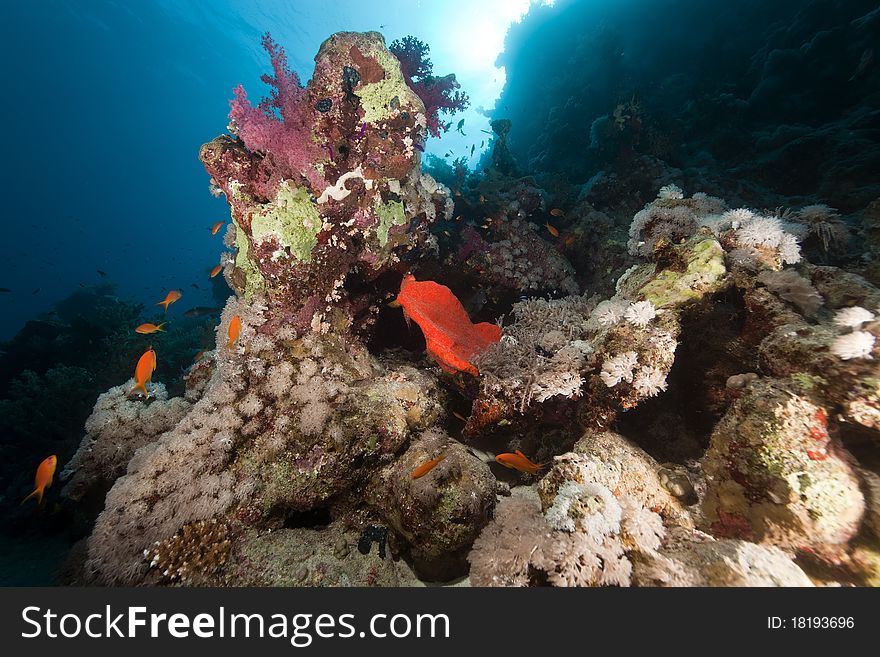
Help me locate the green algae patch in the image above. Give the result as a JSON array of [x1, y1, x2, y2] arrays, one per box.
[[355, 43, 424, 123], [639, 236, 726, 308], [376, 199, 407, 247], [232, 221, 266, 299], [251, 183, 323, 263]]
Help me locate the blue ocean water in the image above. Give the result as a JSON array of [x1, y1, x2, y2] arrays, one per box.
[[2, 0, 507, 341]]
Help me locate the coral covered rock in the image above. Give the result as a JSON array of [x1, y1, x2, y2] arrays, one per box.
[[367, 428, 495, 580], [200, 31, 451, 333], [632, 536, 813, 587], [701, 378, 865, 550], [61, 381, 190, 502], [468, 484, 663, 587], [539, 431, 693, 528]]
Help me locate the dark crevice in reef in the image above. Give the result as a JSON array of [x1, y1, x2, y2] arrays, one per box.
[[366, 304, 427, 359], [617, 288, 749, 464], [282, 508, 333, 530]]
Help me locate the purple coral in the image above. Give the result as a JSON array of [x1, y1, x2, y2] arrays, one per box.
[[228, 33, 325, 193], [390, 36, 469, 137]]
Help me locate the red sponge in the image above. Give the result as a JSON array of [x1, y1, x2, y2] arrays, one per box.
[[396, 275, 501, 375]]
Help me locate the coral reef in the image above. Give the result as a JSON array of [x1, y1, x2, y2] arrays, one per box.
[[61, 381, 191, 502], [366, 428, 496, 579], [200, 31, 451, 333], [62, 33, 487, 586], [54, 23, 880, 591]]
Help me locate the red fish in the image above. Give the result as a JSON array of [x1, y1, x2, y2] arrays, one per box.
[[393, 275, 501, 375], [131, 347, 157, 398], [210, 263, 223, 278], [411, 452, 448, 479], [545, 222, 559, 237], [228, 315, 242, 350], [156, 290, 182, 313], [21, 455, 57, 506], [495, 450, 545, 475], [211, 221, 225, 235], [135, 322, 165, 334]]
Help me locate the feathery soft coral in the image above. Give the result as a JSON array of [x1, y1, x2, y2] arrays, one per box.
[[390, 36, 469, 137], [395, 275, 500, 375], [228, 33, 324, 192]]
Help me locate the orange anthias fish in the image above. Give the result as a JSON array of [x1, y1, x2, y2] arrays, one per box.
[[228, 315, 242, 350], [210, 263, 223, 278], [135, 322, 166, 334], [156, 290, 182, 313], [411, 452, 448, 479], [496, 450, 546, 475], [21, 455, 57, 506], [545, 222, 560, 237], [211, 221, 225, 235], [131, 346, 157, 397]]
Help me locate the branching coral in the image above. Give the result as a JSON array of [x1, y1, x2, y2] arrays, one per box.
[[474, 294, 597, 409], [144, 518, 232, 585], [468, 480, 664, 588], [228, 33, 325, 194], [390, 36, 469, 137]]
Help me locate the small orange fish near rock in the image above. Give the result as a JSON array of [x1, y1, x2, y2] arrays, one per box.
[[21, 455, 57, 506], [228, 315, 242, 350], [131, 346, 157, 398], [210, 263, 223, 278], [545, 222, 559, 237], [211, 221, 225, 235], [135, 322, 165, 334], [156, 290, 182, 313], [411, 452, 448, 479], [495, 450, 546, 475]]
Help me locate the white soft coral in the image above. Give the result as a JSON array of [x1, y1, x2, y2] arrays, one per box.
[[833, 306, 875, 329], [735, 215, 784, 248], [633, 365, 668, 397], [600, 351, 639, 387], [831, 331, 875, 360], [624, 301, 657, 327]]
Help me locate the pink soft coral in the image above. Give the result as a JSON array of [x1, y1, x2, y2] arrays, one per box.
[[390, 36, 469, 138], [228, 33, 325, 193]]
